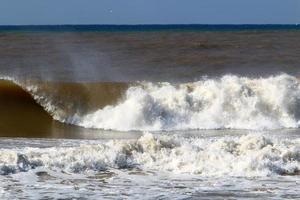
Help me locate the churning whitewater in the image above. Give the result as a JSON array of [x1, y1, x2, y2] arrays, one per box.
[[0, 133, 300, 177], [2, 74, 300, 131]]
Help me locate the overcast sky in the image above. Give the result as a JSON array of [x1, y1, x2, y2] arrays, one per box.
[[0, 0, 299, 25]]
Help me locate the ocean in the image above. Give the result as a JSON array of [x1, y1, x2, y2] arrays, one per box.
[[0, 25, 300, 199]]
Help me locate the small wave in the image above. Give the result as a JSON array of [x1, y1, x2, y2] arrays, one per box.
[[0, 133, 299, 176]]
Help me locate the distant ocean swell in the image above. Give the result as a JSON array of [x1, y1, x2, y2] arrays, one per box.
[[1, 74, 300, 131]]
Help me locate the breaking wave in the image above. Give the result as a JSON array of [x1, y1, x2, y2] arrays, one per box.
[[1, 74, 300, 131]]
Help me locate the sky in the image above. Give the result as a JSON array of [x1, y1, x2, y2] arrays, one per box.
[[0, 0, 299, 25]]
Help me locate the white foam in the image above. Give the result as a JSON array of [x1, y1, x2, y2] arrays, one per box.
[[79, 74, 300, 131], [0, 133, 299, 177]]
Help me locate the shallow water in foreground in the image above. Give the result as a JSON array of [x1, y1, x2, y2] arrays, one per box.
[[0, 130, 299, 199]]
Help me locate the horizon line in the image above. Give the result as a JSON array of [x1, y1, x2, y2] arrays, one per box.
[[0, 23, 299, 26]]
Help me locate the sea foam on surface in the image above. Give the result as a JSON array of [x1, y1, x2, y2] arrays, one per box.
[[0, 133, 299, 177]]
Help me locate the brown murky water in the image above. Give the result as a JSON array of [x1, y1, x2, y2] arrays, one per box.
[[0, 79, 131, 138], [0, 30, 300, 82]]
